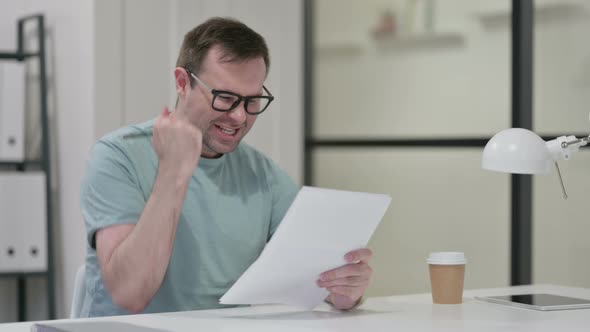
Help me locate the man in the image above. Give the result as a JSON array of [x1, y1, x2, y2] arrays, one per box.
[[80, 17, 373, 317]]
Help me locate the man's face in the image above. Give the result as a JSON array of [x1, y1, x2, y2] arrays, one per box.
[[177, 46, 267, 158]]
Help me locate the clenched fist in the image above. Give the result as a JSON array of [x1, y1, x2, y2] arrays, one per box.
[[152, 107, 202, 180]]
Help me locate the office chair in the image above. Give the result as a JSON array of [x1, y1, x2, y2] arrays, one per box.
[[70, 264, 86, 318]]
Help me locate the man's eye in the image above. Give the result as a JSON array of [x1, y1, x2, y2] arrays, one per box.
[[218, 95, 234, 101]]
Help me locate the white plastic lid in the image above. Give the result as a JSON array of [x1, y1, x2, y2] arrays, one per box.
[[427, 252, 467, 265]]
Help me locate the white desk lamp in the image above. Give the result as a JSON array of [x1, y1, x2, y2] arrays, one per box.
[[482, 113, 590, 199]]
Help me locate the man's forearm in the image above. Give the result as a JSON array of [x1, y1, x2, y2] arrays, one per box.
[[103, 166, 190, 312]]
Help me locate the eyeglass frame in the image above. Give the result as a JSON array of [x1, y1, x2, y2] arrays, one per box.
[[184, 68, 274, 115]]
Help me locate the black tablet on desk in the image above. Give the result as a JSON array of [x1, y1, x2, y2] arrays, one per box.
[[475, 293, 590, 311]]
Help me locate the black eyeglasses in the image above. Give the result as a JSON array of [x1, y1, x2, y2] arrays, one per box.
[[185, 68, 274, 115]]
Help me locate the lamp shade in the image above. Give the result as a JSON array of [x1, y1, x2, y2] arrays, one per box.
[[482, 128, 553, 174]]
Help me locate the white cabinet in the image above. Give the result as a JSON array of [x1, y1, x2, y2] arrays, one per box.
[[0, 172, 47, 273]]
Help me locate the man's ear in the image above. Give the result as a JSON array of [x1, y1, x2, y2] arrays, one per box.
[[174, 67, 191, 98]]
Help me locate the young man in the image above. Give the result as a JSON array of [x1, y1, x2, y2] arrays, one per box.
[[80, 17, 373, 317]]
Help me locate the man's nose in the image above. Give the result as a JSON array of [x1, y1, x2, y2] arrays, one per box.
[[227, 101, 247, 122]]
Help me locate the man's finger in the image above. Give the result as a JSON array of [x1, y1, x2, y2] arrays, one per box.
[[317, 275, 369, 288], [345, 248, 373, 264], [327, 286, 362, 299], [319, 263, 372, 281]]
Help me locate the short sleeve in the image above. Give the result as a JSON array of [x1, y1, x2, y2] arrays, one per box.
[[80, 140, 147, 249], [268, 164, 299, 238]]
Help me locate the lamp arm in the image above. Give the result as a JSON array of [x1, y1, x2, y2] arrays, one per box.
[[546, 134, 589, 162], [544, 134, 589, 200], [561, 135, 590, 148]]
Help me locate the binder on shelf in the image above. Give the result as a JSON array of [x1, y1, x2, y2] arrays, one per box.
[[0, 179, 24, 271], [21, 173, 48, 272], [0, 62, 26, 162], [0, 172, 47, 273]]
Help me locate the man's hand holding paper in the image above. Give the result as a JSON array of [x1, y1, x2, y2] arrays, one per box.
[[318, 247, 373, 310], [219, 187, 391, 310]]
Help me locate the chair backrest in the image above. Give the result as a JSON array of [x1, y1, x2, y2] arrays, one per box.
[[70, 264, 86, 318]]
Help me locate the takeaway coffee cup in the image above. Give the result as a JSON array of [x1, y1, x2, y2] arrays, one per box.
[[427, 252, 466, 304]]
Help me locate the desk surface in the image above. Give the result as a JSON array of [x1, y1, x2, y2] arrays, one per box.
[[2, 284, 590, 331]]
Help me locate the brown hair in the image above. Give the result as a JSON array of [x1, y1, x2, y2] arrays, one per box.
[[176, 17, 270, 85]]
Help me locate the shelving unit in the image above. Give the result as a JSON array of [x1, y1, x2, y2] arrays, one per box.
[[476, 1, 585, 28], [315, 32, 464, 55], [0, 14, 55, 321], [315, 42, 363, 56], [374, 32, 464, 50]]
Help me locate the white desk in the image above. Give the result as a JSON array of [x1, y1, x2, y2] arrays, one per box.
[[2, 284, 589, 331]]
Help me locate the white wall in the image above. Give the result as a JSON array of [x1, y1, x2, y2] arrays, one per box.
[[0, 0, 95, 322]]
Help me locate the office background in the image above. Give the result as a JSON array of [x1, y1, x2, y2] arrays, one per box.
[[309, 0, 590, 298], [0, 0, 589, 323]]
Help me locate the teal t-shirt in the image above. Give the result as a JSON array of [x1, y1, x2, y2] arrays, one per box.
[[79, 120, 298, 317]]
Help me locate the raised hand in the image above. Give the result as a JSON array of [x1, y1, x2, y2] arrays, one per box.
[[152, 106, 203, 180]]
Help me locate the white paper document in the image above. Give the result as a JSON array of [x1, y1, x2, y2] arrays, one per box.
[[220, 186, 392, 309]]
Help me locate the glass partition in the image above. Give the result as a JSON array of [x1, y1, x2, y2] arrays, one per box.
[[313, 0, 511, 139], [313, 148, 510, 296], [310, 0, 512, 295], [533, 0, 590, 288]]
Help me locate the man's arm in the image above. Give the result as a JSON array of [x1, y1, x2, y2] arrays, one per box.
[[96, 165, 190, 313], [95, 107, 201, 313]]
